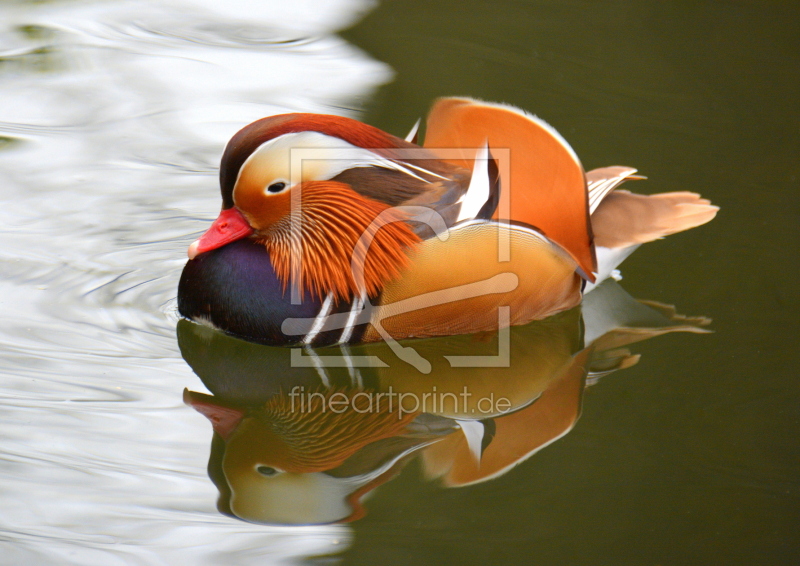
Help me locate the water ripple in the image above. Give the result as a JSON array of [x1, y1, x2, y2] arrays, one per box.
[[0, 0, 381, 561]]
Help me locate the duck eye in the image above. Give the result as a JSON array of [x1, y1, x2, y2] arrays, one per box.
[[266, 182, 286, 194], [256, 465, 279, 477]]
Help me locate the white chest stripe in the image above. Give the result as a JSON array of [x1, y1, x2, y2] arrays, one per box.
[[301, 292, 334, 345], [337, 293, 365, 345]]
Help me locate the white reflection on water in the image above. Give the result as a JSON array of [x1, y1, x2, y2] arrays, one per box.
[[0, 0, 388, 563]]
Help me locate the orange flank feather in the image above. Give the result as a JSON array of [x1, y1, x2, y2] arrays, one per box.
[[424, 97, 596, 280], [364, 221, 582, 341], [257, 181, 421, 302]]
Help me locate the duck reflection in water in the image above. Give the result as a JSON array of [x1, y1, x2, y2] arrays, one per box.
[[178, 280, 710, 525]]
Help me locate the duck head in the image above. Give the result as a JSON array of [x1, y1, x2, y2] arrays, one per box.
[[186, 114, 459, 302]]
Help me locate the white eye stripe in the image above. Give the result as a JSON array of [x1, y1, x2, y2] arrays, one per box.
[[240, 131, 441, 189]]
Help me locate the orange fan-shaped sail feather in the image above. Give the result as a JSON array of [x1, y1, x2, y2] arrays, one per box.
[[424, 97, 595, 280]]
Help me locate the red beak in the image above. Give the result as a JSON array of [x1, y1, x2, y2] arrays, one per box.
[[188, 207, 254, 259]]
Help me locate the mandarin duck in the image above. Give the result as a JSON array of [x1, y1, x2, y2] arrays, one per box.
[[178, 97, 718, 347]]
